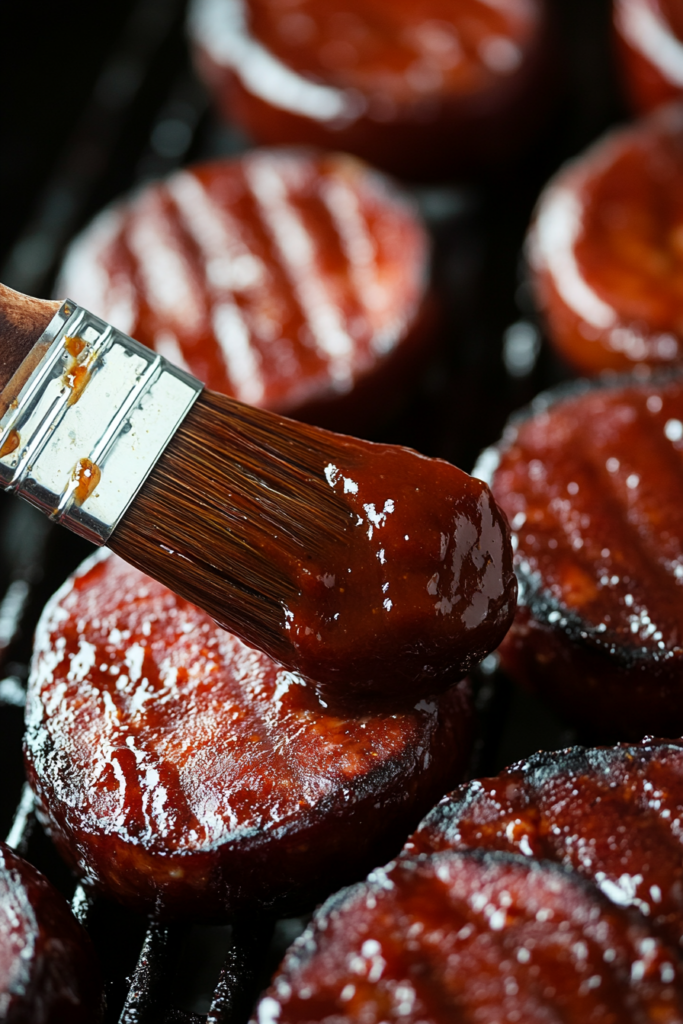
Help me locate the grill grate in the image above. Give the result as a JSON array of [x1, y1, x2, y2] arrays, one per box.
[[0, 0, 619, 1019]]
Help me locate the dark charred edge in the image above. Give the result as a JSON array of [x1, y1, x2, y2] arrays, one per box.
[[473, 367, 683, 669], [475, 365, 683, 488], [412, 845, 683, 938], [407, 737, 683, 855], [516, 564, 683, 669]]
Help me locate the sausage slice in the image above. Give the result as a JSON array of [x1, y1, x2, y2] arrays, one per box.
[[480, 373, 683, 738], [409, 739, 683, 952], [57, 148, 435, 431], [251, 849, 683, 1023], [25, 552, 473, 921], [0, 841, 102, 1023]]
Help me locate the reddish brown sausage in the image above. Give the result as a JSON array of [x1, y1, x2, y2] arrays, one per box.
[[481, 373, 683, 738], [188, 0, 553, 179], [0, 841, 102, 1023], [25, 552, 473, 921], [251, 850, 683, 1023], [614, 0, 683, 114], [528, 105, 683, 375], [408, 739, 683, 953], [57, 148, 435, 432]]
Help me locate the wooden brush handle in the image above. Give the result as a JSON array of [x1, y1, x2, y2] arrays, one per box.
[[0, 283, 61, 405]]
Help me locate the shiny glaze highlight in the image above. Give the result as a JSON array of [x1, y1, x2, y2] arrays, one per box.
[[615, 0, 683, 113], [25, 551, 473, 921]]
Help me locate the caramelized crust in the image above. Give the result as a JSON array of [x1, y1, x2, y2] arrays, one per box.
[[189, 0, 552, 179], [409, 739, 683, 953], [0, 841, 102, 1023], [25, 553, 473, 921], [528, 105, 683, 375], [57, 149, 434, 430], [251, 850, 683, 1023], [484, 374, 683, 738]]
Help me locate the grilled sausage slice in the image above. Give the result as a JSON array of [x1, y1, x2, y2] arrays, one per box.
[[25, 551, 473, 922], [188, 0, 553, 180], [57, 148, 435, 432], [0, 841, 102, 1023], [251, 849, 683, 1023], [409, 739, 683, 952], [479, 373, 683, 738]]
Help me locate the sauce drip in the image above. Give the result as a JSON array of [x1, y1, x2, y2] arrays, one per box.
[[64, 335, 86, 359], [0, 430, 20, 459], [63, 364, 90, 406], [72, 458, 101, 506]]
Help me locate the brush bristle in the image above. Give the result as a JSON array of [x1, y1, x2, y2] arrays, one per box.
[[111, 389, 517, 703], [109, 390, 357, 663]]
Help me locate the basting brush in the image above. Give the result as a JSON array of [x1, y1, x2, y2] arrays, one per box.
[[0, 283, 516, 704]]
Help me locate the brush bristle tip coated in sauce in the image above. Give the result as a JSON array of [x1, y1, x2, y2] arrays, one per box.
[[113, 393, 517, 706]]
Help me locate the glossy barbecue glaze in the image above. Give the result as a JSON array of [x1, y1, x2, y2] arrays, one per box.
[[481, 374, 683, 738], [408, 739, 683, 952], [251, 850, 683, 1024], [528, 104, 683, 375], [275, 439, 516, 705], [614, 0, 683, 114], [24, 551, 473, 921], [57, 149, 434, 430], [188, 0, 552, 179], [0, 841, 103, 1023]]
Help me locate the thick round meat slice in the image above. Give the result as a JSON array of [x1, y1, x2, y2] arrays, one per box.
[[24, 552, 473, 922], [188, 0, 552, 180], [57, 149, 434, 431], [408, 739, 683, 953], [614, 0, 683, 114], [251, 850, 683, 1024], [528, 105, 683, 375], [0, 841, 102, 1023], [479, 374, 683, 738]]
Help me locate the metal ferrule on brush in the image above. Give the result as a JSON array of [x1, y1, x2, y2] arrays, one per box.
[[0, 300, 203, 547]]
